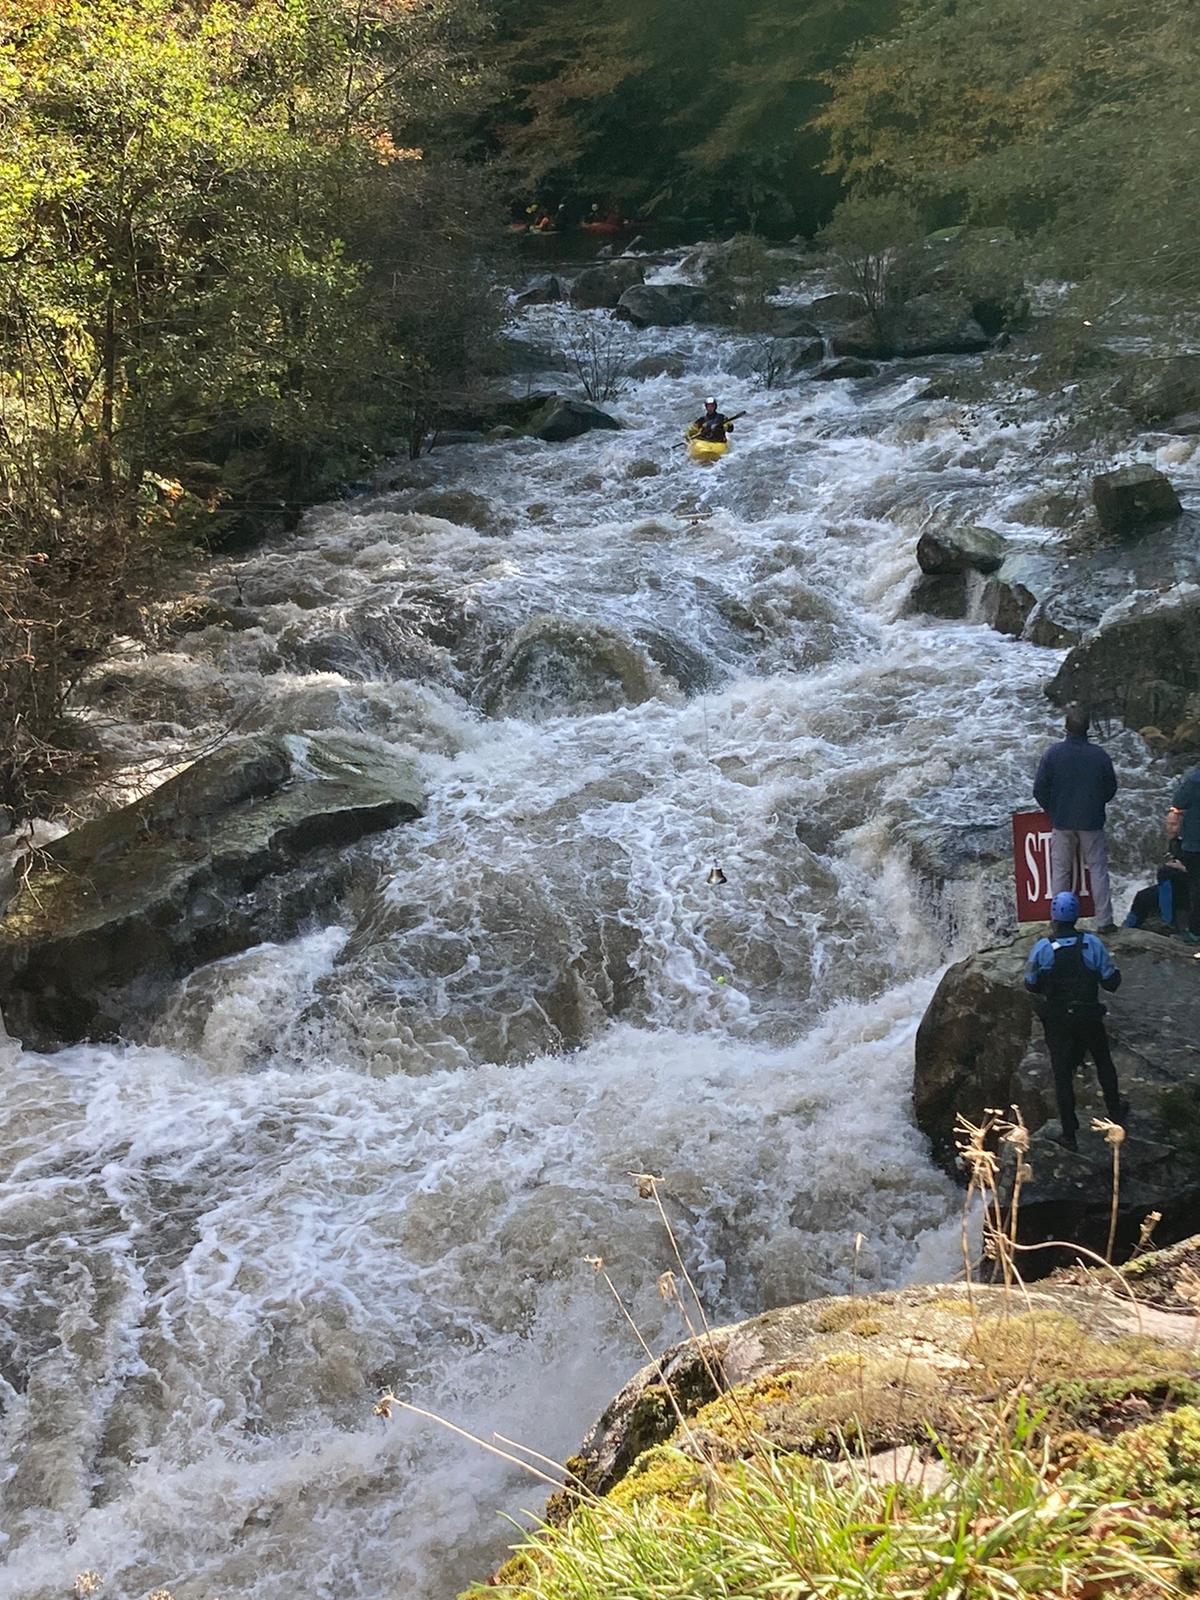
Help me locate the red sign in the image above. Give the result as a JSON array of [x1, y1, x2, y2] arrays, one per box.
[[1012, 811, 1096, 923]]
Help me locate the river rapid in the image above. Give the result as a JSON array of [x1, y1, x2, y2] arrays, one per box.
[[0, 252, 1166, 1598]]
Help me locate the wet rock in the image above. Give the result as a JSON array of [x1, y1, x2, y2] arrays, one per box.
[[812, 357, 878, 381], [806, 291, 868, 323], [408, 489, 514, 535], [903, 573, 970, 620], [913, 928, 1200, 1259], [436, 390, 556, 433], [484, 615, 671, 719], [1091, 466, 1182, 537], [633, 626, 718, 695], [613, 283, 730, 328], [160, 597, 263, 637], [1112, 355, 1200, 427], [917, 524, 1006, 576], [428, 429, 486, 448], [569, 261, 645, 310], [1167, 411, 1200, 436], [1047, 586, 1200, 733], [513, 273, 563, 307], [981, 575, 1036, 637], [630, 353, 686, 379], [626, 458, 662, 479], [0, 736, 425, 1049], [523, 396, 622, 443], [725, 337, 824, 380], [755, 307, 821, 340]]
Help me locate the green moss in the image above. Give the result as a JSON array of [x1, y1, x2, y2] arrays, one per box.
[[606, 1445, 705, 1512], [1073, 1404, 1200, 1529], [814, 1301, 885, 1337], [1036, 1373, 1200, 1434], [966, 1310, 1193, 1386]]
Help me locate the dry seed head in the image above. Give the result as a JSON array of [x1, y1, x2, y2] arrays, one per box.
[[373, 1392, 396, 1421], [1091, 1117, 1125, 1146], [628, 1171, 661, 1200], [657, 1270, 678, 1303], [1018, 1162, 1034, 1183], [583, 1254, 604, 1274], [73, 1578, 103, 1599], [1138, 1210, 1163, 1249], [148, 1591, 174, 1600]]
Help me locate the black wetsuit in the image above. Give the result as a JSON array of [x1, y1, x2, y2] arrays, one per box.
[[694, 412, 731, 443], [1024, 931, 1123, 1142]]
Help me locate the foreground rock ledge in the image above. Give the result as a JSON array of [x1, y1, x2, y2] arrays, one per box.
[[466, 1266, 1198, 1595], [913, 928, 1200, 1259], [0, 734, 424, 1049]]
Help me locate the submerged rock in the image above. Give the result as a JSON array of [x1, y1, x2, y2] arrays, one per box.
[[917, 524, 1006, 575], [1091, 465, 1182, 537], [0, 736, 424, 1049], [913, 928, 1200, 1258], [484, 615, 680, 719]]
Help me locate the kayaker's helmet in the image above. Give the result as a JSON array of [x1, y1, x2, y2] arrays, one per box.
[[1051, 891, 1080, 924], [704, 396, 718, 411]]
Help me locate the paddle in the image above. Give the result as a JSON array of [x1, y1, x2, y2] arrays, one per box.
[[679, 411, 747, 448]]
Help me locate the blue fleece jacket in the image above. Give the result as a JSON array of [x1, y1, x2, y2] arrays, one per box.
[[1173, 766, 1200, 853], [1033, 735, 1117, 831]]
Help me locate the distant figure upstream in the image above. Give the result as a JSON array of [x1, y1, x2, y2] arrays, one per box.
[[1024, 890, 1127, 1152]]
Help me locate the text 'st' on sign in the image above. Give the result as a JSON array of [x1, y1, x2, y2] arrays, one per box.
[[1012, 810, 1096, 923]]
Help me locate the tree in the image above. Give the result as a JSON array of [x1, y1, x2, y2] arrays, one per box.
[[817, 0, 1200, 304]]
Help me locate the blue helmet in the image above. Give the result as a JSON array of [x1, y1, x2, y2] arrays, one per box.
[[1051, 891, 1080, 924]]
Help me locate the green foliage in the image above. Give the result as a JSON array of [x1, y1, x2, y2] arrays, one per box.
[[819, 194, 923, 338], [485, 1437, 1186, 1600], [488, 0, 902, 234], [819, 0, 1200, 302], [1073, 1404, 1200, 1531], [0, 0, 499, 816]]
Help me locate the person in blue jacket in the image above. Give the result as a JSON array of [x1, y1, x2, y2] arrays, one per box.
[[1025, 890, 1127, 1152], [1123, 859, 1190, 936], [1172, 763, 1200, 944], [1033, 706, 1118, 932]]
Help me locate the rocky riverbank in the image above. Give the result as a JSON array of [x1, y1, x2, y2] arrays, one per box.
[[464, 1256, 1200, 1598]]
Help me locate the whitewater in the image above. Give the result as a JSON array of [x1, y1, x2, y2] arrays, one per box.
[[0, 256, 1166, 1598]]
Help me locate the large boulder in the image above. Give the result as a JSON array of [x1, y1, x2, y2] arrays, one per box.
[[834, 296, 992, 360], [1091, 466, 1182, 537], [917, 523, 1006, 575], [614, 283, 730, 328], [913, 928, 1200, 1259], [483, 615, 678, 719], [806, 290, 868, 323], [1112, 355, 1200, 427], [523, 396, 622, 443], [1047, 585, 1200, 735], [569, 261, 645, 310], [0, 736, 424, 1049]]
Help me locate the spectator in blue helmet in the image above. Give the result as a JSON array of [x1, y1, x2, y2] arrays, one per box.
[[1033, 706, 1118, 933], [1170, 762, 1200, 945], [1025, 890, 1126, 1152]]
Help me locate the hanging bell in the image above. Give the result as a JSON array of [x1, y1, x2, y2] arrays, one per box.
[[707, 864, 727, 886]]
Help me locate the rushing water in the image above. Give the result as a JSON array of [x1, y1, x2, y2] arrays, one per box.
[[0, 256, 1176, 1599]]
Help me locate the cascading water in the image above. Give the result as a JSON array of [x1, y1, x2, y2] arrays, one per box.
[[0, 254, 1168, 1599]]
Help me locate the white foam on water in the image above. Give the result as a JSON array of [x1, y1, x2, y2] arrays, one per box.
[[0, 266, 1160, 1596]]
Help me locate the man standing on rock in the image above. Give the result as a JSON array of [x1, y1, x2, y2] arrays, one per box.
[[1024, 891, 1127, 1152], [1034, 706, 1118, 932]]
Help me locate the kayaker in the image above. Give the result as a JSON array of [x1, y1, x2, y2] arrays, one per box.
[[687, 399, 734, 445]]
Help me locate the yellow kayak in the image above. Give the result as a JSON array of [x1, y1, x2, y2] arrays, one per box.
[[687, 436, 728, 464]]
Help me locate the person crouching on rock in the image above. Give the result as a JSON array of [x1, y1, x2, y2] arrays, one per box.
[[1024, 891, 1128, 1152], [1123, 859, 1191, 937]]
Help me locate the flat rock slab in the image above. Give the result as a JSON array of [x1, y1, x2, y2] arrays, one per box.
[[0, 734, 424, 1048]]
